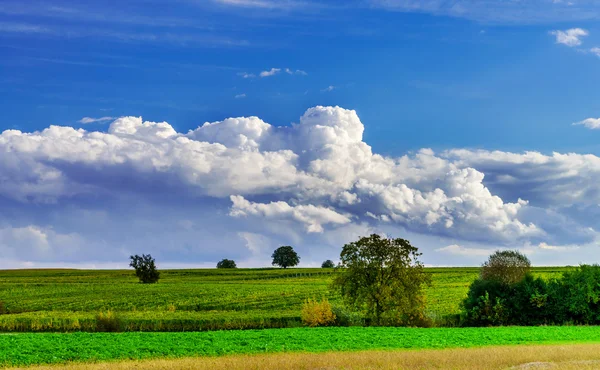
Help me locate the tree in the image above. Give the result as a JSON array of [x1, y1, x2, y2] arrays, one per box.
[[321, 259, 335, 268], [129, 254, 160, 284], [321, 260, 335, 269], [481, 250, 531, 285], [216, 259, 237, 269], [332, 234, 431, 325], [271, 246, 300, 268]]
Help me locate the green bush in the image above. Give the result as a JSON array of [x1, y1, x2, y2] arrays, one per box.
[[331, 305, 364, 326], [462, 265, 600, 327], [96, 311, 122, 332], [547, 264, 600, 325]]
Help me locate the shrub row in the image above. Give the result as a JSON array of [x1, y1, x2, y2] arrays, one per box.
[[0, 312, 303, 332], [462, 264, 600, 326]]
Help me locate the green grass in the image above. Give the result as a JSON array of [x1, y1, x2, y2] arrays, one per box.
[[3, 326, 600, 367], [0, 267, 571, 332]]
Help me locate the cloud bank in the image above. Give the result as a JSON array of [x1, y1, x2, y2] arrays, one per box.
[[0, 106, 599, 268]]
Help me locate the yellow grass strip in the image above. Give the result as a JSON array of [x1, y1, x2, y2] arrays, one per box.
[[11, 343, 600, 370]]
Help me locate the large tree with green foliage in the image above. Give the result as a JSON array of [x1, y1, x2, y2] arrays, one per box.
[[271, 246, 300, 268], [333, 234, 431, 325]]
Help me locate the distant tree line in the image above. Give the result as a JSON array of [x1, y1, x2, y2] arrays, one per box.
[[128, 236, 600, 329]]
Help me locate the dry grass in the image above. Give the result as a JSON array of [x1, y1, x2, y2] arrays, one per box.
[[10, 343, 600, 370]]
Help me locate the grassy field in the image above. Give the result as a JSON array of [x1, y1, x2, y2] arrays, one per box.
[[10, 344, 600, 370], [0, 267, 569, 332], [3, 326, 600, 367]]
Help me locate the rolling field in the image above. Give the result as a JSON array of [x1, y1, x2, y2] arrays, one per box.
[[3, 326, 600, 367], [0, 267, 569, 332]]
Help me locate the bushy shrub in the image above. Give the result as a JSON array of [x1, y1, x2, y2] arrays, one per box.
[[331, 305, 364, 326], [301, 298, 336, 327], [462, 265, 600, 327], [96, 311, 122, 332], [547, 264, 600, 325]]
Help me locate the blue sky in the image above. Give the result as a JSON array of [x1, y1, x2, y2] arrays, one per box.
[[2, 0, 600, 268]]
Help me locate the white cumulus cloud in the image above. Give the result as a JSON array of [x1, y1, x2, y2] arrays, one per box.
[[550, 28, 588, 47], [2, 106, 600, 266], [573, 118, 600, 129]]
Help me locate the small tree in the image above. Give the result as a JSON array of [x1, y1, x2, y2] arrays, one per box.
[[216, 259, 237, 269], [272, 246, 300, 269], [333, 234, 431, 325], [321, 260, 335, 268], [129, 254, 160, 284], [481, 250, 531, 285]]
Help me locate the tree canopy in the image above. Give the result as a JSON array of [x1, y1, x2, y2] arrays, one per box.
[[271, 246, 300, 269], [216, 259, 237, 269], [129, 254, 160, 284], [321, 260, 335, 268], [332, 234, 431, 325], [481, 250, 531, 285]]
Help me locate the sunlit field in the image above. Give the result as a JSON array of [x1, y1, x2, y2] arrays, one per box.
[[0, 267, 569, 332]]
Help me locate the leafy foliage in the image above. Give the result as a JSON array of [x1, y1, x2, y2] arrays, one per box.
[[321, 260, 335, 268], [330, 305, 364, 327], [333, 234, 431, 325], [547, 264, 600, 325], [301, 298, 336, 327], [463, 264, 600, 326], [129, 254, 160, 284], [216, 259, 237, 269], [271, 246, 300, 269], [481, 250, 531, 285]]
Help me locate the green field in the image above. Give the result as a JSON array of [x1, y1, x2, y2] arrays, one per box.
[[3, 326, 600, 367], [0, 267, 569, 332]]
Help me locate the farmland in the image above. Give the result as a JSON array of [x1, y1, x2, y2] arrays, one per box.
[[3, 326, 600, 367], [0, 267, 569, 332]]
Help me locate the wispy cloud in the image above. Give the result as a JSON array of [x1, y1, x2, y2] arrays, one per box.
[[370, 0, 600, 23], [285, 68, 308, 75], [237, 72, 256, 79], [235, 93, 246, 98], [0, 22, 52, 34], [211, 0, 311, 10], [0, 21, 249, 48], [239, 68, 307, 79], [259, 68, 281, 77], [573, 117, 600, 129], [435, 244, 491, 257], [550, 28, 588, 47], [321, 85, 335, 92], [78, 116, 115, 124], [590, 47, 600, 57]]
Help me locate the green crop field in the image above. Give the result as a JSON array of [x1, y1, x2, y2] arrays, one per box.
[[3, 326, 600, 367], [0, 267, 570, 332]]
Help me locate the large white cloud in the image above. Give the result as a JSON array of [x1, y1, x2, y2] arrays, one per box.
[[1, 106, 599, 266]]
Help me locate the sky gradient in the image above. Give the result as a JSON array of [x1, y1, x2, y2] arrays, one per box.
[[1, 0, 600, 268]]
